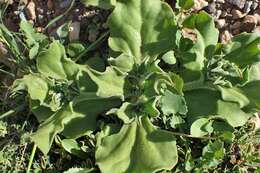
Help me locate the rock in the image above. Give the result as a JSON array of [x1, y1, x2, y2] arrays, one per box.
[[220, 30, 233, 43], [47, 0, 54, 10], [226, 0, 246, 9], [206, 2, 216, 13], [193, 0, 208, 11], [221, 11, 228, 17], [230, 21, 241, 30], [215, 0, 225, 3], [253, 13, 260, 25], [216, 19, 226, 28], [242, 15, 258, 32], [26, 1, 36, 20], [59, 0, 71, 9], [231, 9, 246, 19], [243, 1, 253, 13], [88, 28, 99, 42], [69, 22, 81, 41], [252, 1, 259, 10]]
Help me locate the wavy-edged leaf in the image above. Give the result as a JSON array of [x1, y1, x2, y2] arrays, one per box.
[[185, 88, 251, 127], [241, 80, 260, 109], [190, 118, 213, 137], [13, 74, 48, 104], [223, 32, 260, 67], [108, 0, 177, 63], [181, 11, 219, 70], [37, 41, 79, 80], [96, 116, 178, 173]]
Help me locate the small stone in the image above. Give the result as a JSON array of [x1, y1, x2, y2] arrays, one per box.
[[243, 1, 253, 13], [220, 30, 233, 43], [226, 0, 246, 9], [193, 0, 208, 11], [253, 13, 260, 25], [230, 21, 241, 29], [47, 0, 54, 10], [88, 28, 99, 42], [252, 1, 259, 10], [59, 0, 71, 9], [26, 1, 36, 20], [233, 28, 240, 35], [221, 11, 228, 17], [242, 15, 258, 32], [231, 9, 246, 19], [215, 0, 225, 3], [206, 2, 216, 13], [69, 22, 81, 41], [216, 19, 226, 28], [214, 10, 222, 19]]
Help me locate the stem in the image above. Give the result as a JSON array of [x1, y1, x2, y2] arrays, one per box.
[[44, 0, 75, 30], [171, 131, 216, 140], [75, 31, 110, 62], [26, 143, 37, 173], [0, 104, 24, 120]]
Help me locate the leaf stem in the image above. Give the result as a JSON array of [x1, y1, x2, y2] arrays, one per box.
[[171, 131, 216, 140], [75, 31, 110, 62], [26, 143, 37, 173]]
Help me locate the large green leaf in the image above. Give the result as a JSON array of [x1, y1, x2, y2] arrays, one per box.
[[185, 89, 251, 127], [12, 74, 48, 104], [37, 41, 79, 80], [223, 32, 260, 67], [31, 93, 120, 155], [96, 117, 178, 173], [108, 0, 176, 63], [181, 11, 219, 71]]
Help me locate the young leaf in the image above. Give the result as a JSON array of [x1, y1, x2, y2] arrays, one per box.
[[190, 118, 213, 137], [108, 0, 177, 63], [96, 117, 178, 173], [161, 90, 187, 116]]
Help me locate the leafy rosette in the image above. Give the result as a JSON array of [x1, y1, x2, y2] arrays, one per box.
[[12, 0, 260, 172]]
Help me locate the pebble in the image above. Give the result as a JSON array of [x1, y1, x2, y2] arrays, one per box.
[[243, 1, 253, 13], [230, 21, 241, 30], [26, 1, 36, 20], [227, 0, 246, 9], [215, 0, 225, 3], [193, 0, 208, 11], [253, 13, 260, 25], [216, 19, 226, 28], [231, 9, 246, 19], [47, 0, 54, 10], [220, 30, 233, 43], [69, 22, 80, 41], [206, 2, 216, 14], [59, 0, 71, 9], [242, 15, 258, 32], [88, 28, 99, 42]]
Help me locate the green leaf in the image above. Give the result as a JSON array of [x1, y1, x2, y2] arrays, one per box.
[[96, 117, 178, 173], [181, 11, 219, 70], [109, 54, 135, 73], [67, 42, 86, 58], [20, 20, 48, 59], [190, 118, 213, 137], [196, 140, 225, 170], [37, 41, 79, 80], [218, 86, 250, 108], [185, 89, 251, 127], [162, 51, 176, 65], [13, 74, 48, 104], [177, 0, 194, 10], [81, 66, 125, 98], [108, 0, 176, 63], [161, 90, 187, 116], [61, 139, 87, 159], [223, 32, 260, 67], [241, 80, 260, 109], [81, 0, 116, 9]]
